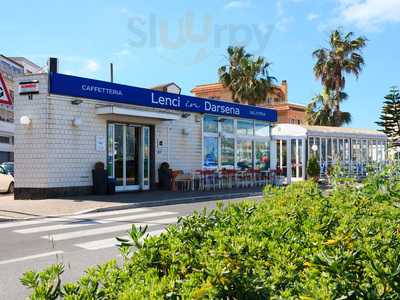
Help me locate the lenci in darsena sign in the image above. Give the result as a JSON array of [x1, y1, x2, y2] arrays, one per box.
[[49, 73, 277, 122]]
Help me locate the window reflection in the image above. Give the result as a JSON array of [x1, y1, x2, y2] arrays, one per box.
[[221, 118, 234, 134], [221, 138, 234, 167], [203, 137, 218, 167], [237, 120, 254, 136], [255, 122, 269, 137], [236, 140, 253, 169], [204, 115, 218, 133], [255, 141, 270, 170]]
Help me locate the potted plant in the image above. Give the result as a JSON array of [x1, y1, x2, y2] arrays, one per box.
[[307, 156, 320, 182], [158, 162, 172, 190], [92, 161, 107, 195]]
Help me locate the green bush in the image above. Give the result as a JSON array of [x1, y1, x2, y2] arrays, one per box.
[[307, 155, 320, 179], [22, 167, 400, 299]]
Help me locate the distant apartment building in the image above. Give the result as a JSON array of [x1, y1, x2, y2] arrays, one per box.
[[191, 80, 306, 125], [0, 55, 42, 162]]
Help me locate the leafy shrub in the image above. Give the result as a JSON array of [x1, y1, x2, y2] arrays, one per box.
[[21, 168, 400, 299], [307, 155, 320, 179]]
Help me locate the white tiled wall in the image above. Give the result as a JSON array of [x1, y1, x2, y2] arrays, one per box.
[[14, 73, 203, 190]]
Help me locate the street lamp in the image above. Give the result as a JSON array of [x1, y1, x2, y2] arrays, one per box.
[[311, 144, 318, 153]]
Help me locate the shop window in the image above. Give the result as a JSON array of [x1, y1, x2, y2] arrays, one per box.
[[308, 137, 314, 158], [338, 139, 344, 160], [255, 122, 269, 137], [298, 139, 303, 178], [277, 140, 287, 176], [332, 139, 337, 160], [204, 115, 218, 133], [344, 139, 350, 161], [221, 137, 235, 167], [291, 139, 297, 177], [368, 140, 374, 161], [203, 116, 270, 170], [0, 136, 10, 144], [237, 120, 254, 136], [321, 138, 327, 162], [255, 141, 270, 170], [327, 139, 332, 162], [361, 140, 368, 162], [352, 139, 361, 162], [314, 137, 320, 161], [203, 136, 218, 167], [221, 118, 234, 134], [236, 139, 253, 169]]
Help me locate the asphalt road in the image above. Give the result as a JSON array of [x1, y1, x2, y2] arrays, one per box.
[[0, 196, 260, 299]]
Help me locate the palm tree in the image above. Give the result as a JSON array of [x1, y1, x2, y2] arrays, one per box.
[[218, 46, 275, 105], [313, 30, 367, 126], [306, 88, 351, 126]]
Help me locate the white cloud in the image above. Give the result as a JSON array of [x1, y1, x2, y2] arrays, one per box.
[[337, 0, 400, 30], [274, 0, 294, 32], [224, 0, 251, 9], [307, 12, 319, 21], [114, 49, 130, 56], [275, 17, 293, 32], [83, 59, 100, 73]]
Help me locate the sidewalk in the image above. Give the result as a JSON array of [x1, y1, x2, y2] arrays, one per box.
[[0, 187, 264, 221]]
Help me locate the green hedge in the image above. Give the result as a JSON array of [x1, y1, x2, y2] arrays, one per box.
[[22, 165, 400, 299]]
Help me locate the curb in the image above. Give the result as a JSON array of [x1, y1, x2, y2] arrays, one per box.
[[0, 192, 263, 223]]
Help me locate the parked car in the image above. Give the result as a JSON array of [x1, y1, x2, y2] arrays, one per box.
[[0, 162, 14, 176], [0, 166, 14, 193]]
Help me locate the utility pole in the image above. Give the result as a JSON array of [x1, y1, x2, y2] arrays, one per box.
[[110, 63, 114, 83]]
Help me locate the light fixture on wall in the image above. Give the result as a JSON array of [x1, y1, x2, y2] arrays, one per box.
[[72, 117, 82, 127], [71, 99, 83, 105], [20, 116, 31, 126], [182, 128, 191, 136]]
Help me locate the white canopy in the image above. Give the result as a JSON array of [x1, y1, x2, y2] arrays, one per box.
[[272, 124, 387, 140]]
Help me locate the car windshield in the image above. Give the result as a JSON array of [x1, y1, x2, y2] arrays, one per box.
[[1, 163, 13, 174]]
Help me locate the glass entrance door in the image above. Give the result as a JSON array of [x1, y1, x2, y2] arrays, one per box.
[[291, 139, 304, 180], [107, 123, 150, 191]]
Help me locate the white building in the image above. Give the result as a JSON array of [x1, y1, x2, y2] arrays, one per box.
[[0, 55, 43, 163], [14, 73, 276, 199], [272, 124, 388, 183], [13, 72, 388, 199]]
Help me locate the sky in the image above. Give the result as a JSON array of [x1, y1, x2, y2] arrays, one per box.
[[2, 0, 400, 129]]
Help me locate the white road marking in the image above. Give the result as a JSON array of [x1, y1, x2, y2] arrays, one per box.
[[14, 221, 100, 234], [151, 217, 179, 224], [15, 211, 176, 234], [0, 207, 151, 229], [75, 229, 165, 250], [102, 211, 176, 223], [42, 223, 153, 241], [0, 251, 64, 265]]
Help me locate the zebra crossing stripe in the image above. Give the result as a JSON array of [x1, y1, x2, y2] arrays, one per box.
[[14, 220, 101, 234], [0, 207, 151, 229], [15, 211, 176, 234], [41, 222, 154, 242], [0, 250, 64, 265], [75, 229, 165, 250]]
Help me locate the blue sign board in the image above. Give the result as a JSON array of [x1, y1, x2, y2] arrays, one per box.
[[49, 73, 277, 122]]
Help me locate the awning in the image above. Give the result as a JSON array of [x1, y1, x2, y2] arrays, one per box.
[[96, 106, 181, 120]]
